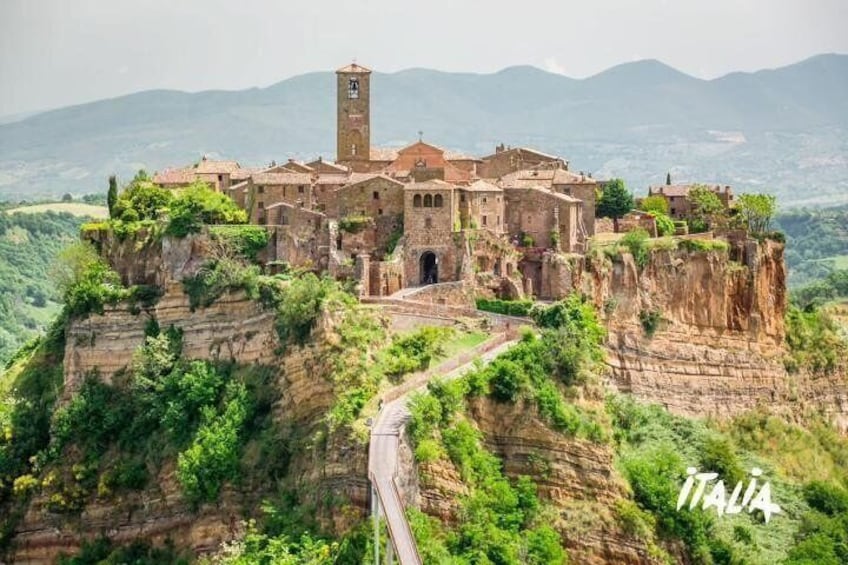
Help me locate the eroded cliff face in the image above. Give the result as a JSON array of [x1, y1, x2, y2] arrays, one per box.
[[552, 239, 844, 425], [405, 397, 665, 564], [15, 282, 369, 563]]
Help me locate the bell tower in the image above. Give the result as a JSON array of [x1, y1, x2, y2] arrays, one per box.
[[336, 62, 371, 165]]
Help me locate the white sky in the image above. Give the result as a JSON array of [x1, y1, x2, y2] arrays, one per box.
[[1, 0, 846, 116]]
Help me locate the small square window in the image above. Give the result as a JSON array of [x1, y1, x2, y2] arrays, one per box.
[[373, 191, 379, 200], [258, 186, 264, 194], [298, 185, 304, 194], [378, 208, 383, 215], [258, 201, 264, 209]]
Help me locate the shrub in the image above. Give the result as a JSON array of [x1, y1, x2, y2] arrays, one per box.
[[619, 228, 650, 268], [53, 242, 129, 317], [785, 305, 847, 374], [209, 225, 270, 262], [337, 215, 372, 233], [259, 273, 341, 346], [678, 238, 729, 253], [380, 327, 452, 381], [183, 258, 259, 310], [475, 297, 534, 316], [112, 182, 173, 222], [165, 182, 247, 237], [640, 195, 669, 215], [521, 233, 535, 247], [639, 309, 661, 337], [652, 213, 675, 237]]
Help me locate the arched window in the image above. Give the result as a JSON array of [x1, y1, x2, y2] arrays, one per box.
[[413, 194, 422, 208], [434, 194, 443, 208], [424, 194, 433, 207], [425, 218, 432, 228]]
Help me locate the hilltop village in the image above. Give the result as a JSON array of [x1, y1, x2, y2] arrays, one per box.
[[150, 62, 733, 301]]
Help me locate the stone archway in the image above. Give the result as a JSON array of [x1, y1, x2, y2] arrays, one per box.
[[419, 251, 438, 285]]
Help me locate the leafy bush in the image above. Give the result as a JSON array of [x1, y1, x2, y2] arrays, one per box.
[[639, 309, 661, 337], [112, 181, 173, 222], [165, 183, 247, 237], [183, 258, 260, 311], [678, 238, 730, 253], [176, 381, 252, 503], [54, 242, 128, 318], [337, 215, 372, 233], [784, 305, 847, 374], [379, 327, 452, 381], [475, 297, 534, 316], [209, 225, 270, 262], [258, 273, 343, 346], [619, 229, 650, 268], [652, 213, 675, 237]]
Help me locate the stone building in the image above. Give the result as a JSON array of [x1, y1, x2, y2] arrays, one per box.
[[151, 61, 605, 302], [648, 183, 734, 220]]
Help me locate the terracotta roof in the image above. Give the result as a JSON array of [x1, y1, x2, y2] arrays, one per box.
[[370, 147, 400, 161], [195, 158, 241, 174], [306, 158, 349, 173], [481, 146, 560, 161], [153, 169, 195, 185], [504, 184, 580, 203], [552, 168, 596, 185], [461, 179, 502, 193], [404, 179, 455, 190], [230, 168, 258, 181], [251, 172, 313, 185], [337, 62, 372, 74], [343, 173, 404, 189], [315, 173, 350, 185], [445, 151, 480, 161]]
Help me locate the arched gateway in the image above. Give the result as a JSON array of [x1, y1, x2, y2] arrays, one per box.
[[419, 251, 438, 285]]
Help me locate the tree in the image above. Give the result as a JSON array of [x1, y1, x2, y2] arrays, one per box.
[[107, 175, 118, 218], [687, 185, 724, 232], [596, 178, 634, 232], [61, 193, 73, 202], [738, 193, 777, 235], [640, 195, 669, 215], [666, 171, 672, 186]]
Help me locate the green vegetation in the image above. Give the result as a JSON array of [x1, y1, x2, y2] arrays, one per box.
[[165, 183, 247, 237], [209, 225, 270, 262], [677, 238, 730, 253], [775, 205, 848, 288], [784, 304, 848, 375], [337, 215, 372, 234], [640, 195, 669, 216], [58, 537, 188, 564], [54, 242, 129, 318], [687, 185, 724, 232], [378, 327, 453, 382], [639, 309, 661, 337], [596, 178, 634, 232], [652, 212, 675, 237], [738, 193, 777, 236], [183, 256, 260, 311], [619, 228, 650, 268], [791, 269, 848, 309], [475, 297, 534, 316], [0, 211, 85, 365]]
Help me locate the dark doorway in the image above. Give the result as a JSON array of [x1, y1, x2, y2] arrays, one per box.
[[420, 251, 438, 285]]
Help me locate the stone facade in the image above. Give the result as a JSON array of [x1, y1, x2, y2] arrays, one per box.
[[648, 183, 734, 220], [336, 63, 372, 167], [503, 186, 581, 252]]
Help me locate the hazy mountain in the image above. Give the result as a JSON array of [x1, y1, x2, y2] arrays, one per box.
[[1, 54, 846, 206]]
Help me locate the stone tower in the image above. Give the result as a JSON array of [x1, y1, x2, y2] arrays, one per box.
[[336, 63, 371, 164]]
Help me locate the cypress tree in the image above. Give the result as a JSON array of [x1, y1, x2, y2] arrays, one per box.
[[107, 175, 118, 218]]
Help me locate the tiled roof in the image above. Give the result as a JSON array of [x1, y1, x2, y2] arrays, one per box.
[[306, 158, 349, 173], [153, 169, 195, 185], [503, 184, 580, 203], [251, 172, 313, 185], [315, 173, 350, 185], [230, 168, 258, 181], [195, 158, 241, 174], [228, 181, 249, 192], [370, 147, 400, 161], [461, 179, 502, 192], [337, 62, 372, 74], [552, 168, 596, 185], [404, 179, 455, 190], [480, 146, 560, 161], [445, 150, 479, 161], [343, 173, 404, 189]]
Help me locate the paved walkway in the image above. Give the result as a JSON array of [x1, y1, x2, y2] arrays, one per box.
[[368, 339, 516, 565]]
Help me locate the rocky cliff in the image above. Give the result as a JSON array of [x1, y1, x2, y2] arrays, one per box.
[[564, 238, 846, 427]]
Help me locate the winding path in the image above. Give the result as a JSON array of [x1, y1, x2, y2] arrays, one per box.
[[367, 336, 517, 564]]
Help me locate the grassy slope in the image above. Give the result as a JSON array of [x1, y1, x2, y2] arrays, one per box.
[[5, 203, 108, 218]]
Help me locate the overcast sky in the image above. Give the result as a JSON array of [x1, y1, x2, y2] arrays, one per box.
[[1, 0, 846, 117]]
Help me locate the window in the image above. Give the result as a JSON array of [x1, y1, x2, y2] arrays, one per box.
[[460, 194, 466, 202], [348, 77, 360, 99], [298, 185, 304, 194], [413, 194, 422, 207], [281, 213, 289, 225], [378, 208, 383, 215], [373, 191, 379, 200], [497, 215, 500, 225], [258, 201, 264, 209], [482, 215, 488, 226], [434, 194, 443, 208], [483, 197, 488, 204], [424, 194, 433, 207], [218, 174, 223, 182], [425, 217, 432, 228], [257, 186, 264, 194], [351, 144, 357, 156]]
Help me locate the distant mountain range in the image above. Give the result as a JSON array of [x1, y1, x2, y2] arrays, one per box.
[[1, 54, 846, 206]]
